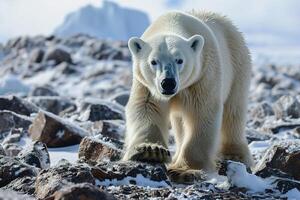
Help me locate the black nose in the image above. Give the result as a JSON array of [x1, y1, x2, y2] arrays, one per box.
[[161, 78, 177, 92]]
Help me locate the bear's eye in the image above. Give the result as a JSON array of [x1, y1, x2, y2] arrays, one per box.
[[151, 60, 157, 65], [176, 59, 183, 64]]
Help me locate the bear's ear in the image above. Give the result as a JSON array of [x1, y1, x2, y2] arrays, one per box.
[[188, 35, 204, 53], [128, 37, 147, 56]]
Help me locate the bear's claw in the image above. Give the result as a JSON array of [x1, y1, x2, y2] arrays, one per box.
[[167, 168, 207, 184], [129, 143, 171, 163]]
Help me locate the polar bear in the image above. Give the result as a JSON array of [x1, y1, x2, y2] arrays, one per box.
[[123, 10, 253, 183]]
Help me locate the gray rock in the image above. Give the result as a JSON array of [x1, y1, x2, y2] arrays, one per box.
[[44, 47, 72, 65], [273, 95, 300, 119], [0, 155, 37, 187], [0, 145, 5, 156], [35, 160, 95, 199], [92, 161, 170, 186], [0, 96, 39, 116], [83, 104, 124, 121], [3, 176, 36, 195], [27, 96, 75, 115], [30, 86, 59, 97], [29, 48, 44, 63], [110, 92, 130, 106], [0, 111, 32, 134], [18, 141, 50, 169], [47, 183, 116, 200], [250, 101, 274, 119], [2, 143, 23, 156]]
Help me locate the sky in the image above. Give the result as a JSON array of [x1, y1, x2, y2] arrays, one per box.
[[0, 0, 300, 47]]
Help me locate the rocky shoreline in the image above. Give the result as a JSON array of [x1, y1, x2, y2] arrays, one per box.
[[0, 35, 299, 199]]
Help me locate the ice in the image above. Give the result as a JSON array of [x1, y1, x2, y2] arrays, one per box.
[[54, 1, 150, 41]]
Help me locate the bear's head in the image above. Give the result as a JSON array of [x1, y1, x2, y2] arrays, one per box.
[[128, 34, 204, 100]]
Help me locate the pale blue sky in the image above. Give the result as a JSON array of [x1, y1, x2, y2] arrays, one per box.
[[0, 0, 299, 46]]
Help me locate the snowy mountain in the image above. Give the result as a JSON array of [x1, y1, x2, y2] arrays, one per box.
[[54, 1, 150, 41]]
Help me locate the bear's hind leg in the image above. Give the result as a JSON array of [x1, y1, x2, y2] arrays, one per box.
[[221, 83, 253, 167]]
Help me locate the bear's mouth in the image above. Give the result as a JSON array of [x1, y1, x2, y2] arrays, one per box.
[[161, 89, 177, 95]]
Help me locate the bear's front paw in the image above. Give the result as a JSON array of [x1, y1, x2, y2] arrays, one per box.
[[129, 143, 171, 163], [167, 167, 207, 184]]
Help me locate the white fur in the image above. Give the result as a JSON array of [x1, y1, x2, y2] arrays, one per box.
[[124, 11, 253, 175]]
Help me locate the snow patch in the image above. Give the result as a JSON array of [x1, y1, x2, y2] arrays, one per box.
[[227, 161, 272, 192], [0, 74, 30, 95]]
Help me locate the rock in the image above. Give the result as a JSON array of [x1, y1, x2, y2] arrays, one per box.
[[0, 111, 32, 134], [91, 161, 170, 186], [78, 136, 123, 164], [18, 141, 50, 169], [30, 48, 45, 63], [0, 155, 37, 187], [28, 111, 88, 147], [35, 160, 95, 199], [3, 176, 36, 195], [0, 96, 39, 116], [84, 120, 124, 140], [30, 86, 59, 96], [110, 92, 130, 106], [245, 129, 273, 144], [272, 177, 300, 193], [44, 47, 72, 65], [0, 144, 5, 156], [82, 103, 123, 121], [47, 183, 116, 200], [0, 189, 35, 200], [27, 96, 75, 115], [273, 95, 300, 119], [254, 140, 300, 180], [250, 101, 274, 119], [270, 123, 300, 134], [2, 128, 25, 144], [2, 143, 23, 156]]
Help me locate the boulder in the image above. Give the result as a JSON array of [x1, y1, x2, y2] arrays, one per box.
[[27, 96, 75, 115], [110, 92, 130, 106], [46, 183, 116, 200], [29, 111, 88, 147], [18, 141, 50, 169], [35, 160, 95, 199], [0, 155, 37, 187], [30, 86, 59, 97], [254, 140, 300, 180], [44, 47, 72, 65], [273, 95, 300, 119], [84, 120, 124, 140], [2, 143, 23, 156], [78, 136, 123, 164], [82, 103, 123, 121], [250, 101, 274, 119], [0, 111, 32, 134], [91, 161, 170, 187], [0, 145, 5, 156], [29, 48, 45, 63], [0, 96, 39, 116], [3, 176, 36, 195]]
